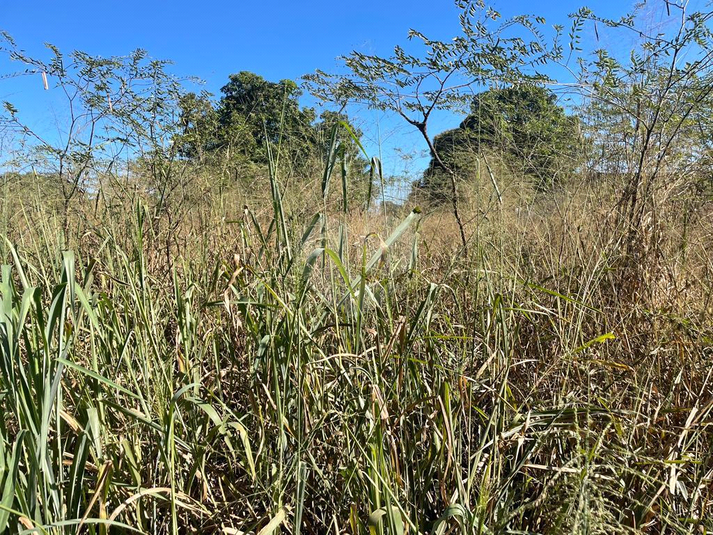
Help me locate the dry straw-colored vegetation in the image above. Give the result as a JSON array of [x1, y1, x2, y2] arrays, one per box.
[[1, 2, 713, 534]]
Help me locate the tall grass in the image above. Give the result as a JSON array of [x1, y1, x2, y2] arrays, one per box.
[[0, 135, 712, 535]]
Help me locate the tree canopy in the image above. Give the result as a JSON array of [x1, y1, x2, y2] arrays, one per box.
[[176, 71, 369, 189], [417, 85, 580, 201], [216, 72, 315, 168]]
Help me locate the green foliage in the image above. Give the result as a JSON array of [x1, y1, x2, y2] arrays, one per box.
[[175, 91, 219, 164], [2, 3, 713, 533], [418, 85, 580, 200], [175, 72, 371, 199], [216, 72, 315, 168]]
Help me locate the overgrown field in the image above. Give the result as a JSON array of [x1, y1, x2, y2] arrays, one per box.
[[2, 2, 713, 532], [0, 174, 712, 534]]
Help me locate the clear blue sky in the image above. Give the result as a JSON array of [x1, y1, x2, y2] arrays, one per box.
[[1, 0, 647, 197], [1, 1, 608, 86]]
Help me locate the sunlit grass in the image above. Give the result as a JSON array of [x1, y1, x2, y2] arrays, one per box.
[[0, 136, 712, 534]]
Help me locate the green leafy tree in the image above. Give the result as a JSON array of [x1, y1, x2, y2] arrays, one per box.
[[418, 85, 580, 200], [215, 71, 316, 175], [175, 90, 218, 164], [176, 72, 371, 205]]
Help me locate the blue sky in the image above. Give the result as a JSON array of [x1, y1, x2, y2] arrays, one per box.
[[1, 0, 634, 86], [1, 0, 652, 197]]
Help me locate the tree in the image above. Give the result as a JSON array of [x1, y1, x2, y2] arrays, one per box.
[[175, 90, 218, 164], [176, 72, 371, 205], [418, 84, 580, 201], [215, 72, 316, 174], [0, 34, 188, 232], [304, 1, 564, 251], [570, 3, 713, 248]]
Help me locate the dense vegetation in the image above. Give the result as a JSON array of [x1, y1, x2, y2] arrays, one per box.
[[1, 2, 712, 534], [415, 85, 581, 202], [176, 72, 368, 186]]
